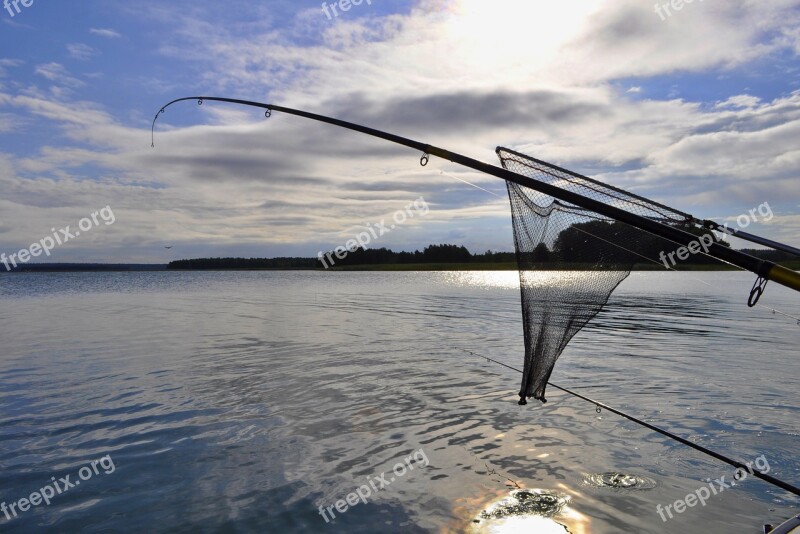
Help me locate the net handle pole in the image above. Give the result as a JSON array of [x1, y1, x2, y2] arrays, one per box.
[[152, 96, 800, 295]]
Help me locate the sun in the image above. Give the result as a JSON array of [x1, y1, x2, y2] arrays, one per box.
[[446, 0, 598, 53], [438, 0, 602, 82]]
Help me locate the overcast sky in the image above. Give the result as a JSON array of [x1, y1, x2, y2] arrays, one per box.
[[1, 0, 799, 263]]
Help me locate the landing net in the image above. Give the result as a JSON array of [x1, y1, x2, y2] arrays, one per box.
[[497, 148, 698, 404]]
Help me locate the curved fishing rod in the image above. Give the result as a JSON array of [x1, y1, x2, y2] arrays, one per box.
[[151, 96, 800, 303], [461, 348, 800, 499]]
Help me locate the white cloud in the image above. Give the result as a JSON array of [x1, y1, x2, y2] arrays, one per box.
[[715, 95, 762, 109], [67, 43, 99, 61], [2, 0, 800, 260], [89, 28, 121, 38], [33, 63, 85, 88], [0, 58, 22, 78]]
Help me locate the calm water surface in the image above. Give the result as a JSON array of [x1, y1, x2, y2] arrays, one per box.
[[0, 271, 798, 533]]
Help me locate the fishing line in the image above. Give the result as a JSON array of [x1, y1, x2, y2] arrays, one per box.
[[438, 169, 504, 198], [459, 347, 800, 498]]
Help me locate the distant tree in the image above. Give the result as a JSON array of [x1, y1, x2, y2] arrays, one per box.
[[421, 244, 472, 263], [553, 221, 614, 264], [532, 243, 551, 263]]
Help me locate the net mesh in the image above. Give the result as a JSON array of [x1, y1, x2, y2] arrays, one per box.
[[497, 148, 696, 404]]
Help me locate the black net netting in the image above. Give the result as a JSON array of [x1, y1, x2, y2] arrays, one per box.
[[497, 147, 699, 405]]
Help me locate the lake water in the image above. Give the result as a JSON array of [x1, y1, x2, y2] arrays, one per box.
[[0, 271, 798, 533]]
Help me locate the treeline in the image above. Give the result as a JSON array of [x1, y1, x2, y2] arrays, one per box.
[[518, 220, 730, 267], [7, 263, 167, 272], [166, 230, 798, 271], [514, 221, 798, 267], [167, 245, 516, 270], [168, 257, 318, 270], [320, 244, 515, 268]]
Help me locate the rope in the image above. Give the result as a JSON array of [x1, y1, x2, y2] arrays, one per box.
[[461, 348, 800, 498]]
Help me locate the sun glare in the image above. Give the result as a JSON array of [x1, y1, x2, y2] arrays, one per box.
[[444, 0, 599, 66]]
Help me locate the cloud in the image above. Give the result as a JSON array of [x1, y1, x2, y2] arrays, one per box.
[[67, 43, 99, 61], [90, 28, 121, 38], [328, 90, 610, 136], [0, 58, 22, 78], [2, 18, 33, 30], [563, 0, 800, 81], [2, 0, 800, 261], [33, 63, 85, 88], [715, 95, 762, 109], [595, 91, 800, 207], [129, 0, 800, 252]]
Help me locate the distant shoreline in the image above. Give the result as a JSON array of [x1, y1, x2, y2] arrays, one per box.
[[5, 261, 799, 272], [2, 264, 168, 273], [6, 241, 795, 273]]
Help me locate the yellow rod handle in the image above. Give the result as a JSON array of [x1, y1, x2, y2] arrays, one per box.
[[768, 264, 800, 293]]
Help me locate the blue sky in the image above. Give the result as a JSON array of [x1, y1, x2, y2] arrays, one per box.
[[0, 0, 799, 263]]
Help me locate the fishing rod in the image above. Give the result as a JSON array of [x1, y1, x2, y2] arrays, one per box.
[[151, 96, 800, 305]]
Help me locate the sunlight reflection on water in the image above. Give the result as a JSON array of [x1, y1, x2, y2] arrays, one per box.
[[468, 488, 591, 534], [0, 271, 797, 532], [433, 270, 520, 289]]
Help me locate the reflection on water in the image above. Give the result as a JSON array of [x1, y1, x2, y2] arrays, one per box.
[[0, 270, 797, 532], [482, 489, 569, 518], [470, 489, 575, 533], [434, 270, 521, 290], [582, 472, 657, 490]]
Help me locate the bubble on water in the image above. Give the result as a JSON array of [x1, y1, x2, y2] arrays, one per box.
[[583, 472, 657, 490]]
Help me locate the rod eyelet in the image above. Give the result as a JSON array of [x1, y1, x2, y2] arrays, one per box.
[[748, 276, 768, 307]]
